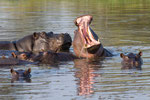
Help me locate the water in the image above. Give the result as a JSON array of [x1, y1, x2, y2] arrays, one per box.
[[0, 0, 150, 100]]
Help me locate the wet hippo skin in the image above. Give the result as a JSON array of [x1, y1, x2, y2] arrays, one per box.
[[0, 53, 35, 66], [0, 31, 72, 52], [0, 56, 19, 65], [120, 51, 143, 70], [10, 68, 31, 83], [73, 15, 112, 58], [32, 51, 77, 64], [12, 51, 78, 65], [0, 32, 48, 52], [46, 32, 72, 52]]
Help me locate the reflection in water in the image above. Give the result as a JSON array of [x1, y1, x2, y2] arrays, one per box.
[[0, 0, 150, 100], [74, 59, 103, 96], [11, 78, 31, 83]]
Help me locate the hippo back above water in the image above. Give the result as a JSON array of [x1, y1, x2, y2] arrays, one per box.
[[0, 31, 72, 52], [11, 51, 78, 65]]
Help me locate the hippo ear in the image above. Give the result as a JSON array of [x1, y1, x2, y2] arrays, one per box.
[[41, 31, 47, 38], [120, 53, 124, 58], [24, 68, 31, 75], [12, 52, 17, 58], [10, 68, 15, 73], [120, 53, 129, 59], [138, 51, 142, 56], [2, 55, 6, 59], [20, 53, 27, 60], [33, 32, 39, 40], [27, 68, 31, 73], [43, 52, 48, 56]]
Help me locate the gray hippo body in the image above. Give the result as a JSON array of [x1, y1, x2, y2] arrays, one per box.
[[0, 31, 72, 52], [0, 41, 16, 50], [12, 51, 77, 65]]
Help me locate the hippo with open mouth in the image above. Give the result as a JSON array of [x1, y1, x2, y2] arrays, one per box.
[[73, 15, 112, 58]]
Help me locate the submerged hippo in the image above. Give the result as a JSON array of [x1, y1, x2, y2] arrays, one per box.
[[32, 51, 77, 64], [0, 54, 35, 66], [10, 68, 31, 83], [0, 55, 19, 66], [120, 51, 143, 70], [0, 31, 72, 52], [12, 51, 77, 65], [73, 15, 112, 58]]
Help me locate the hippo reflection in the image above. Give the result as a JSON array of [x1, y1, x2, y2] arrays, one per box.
[[0, 31, 72, 52], [74, 59, 103, 95], [73, 15, 112, 58], [10, 68, 31, 83], [120, 51, 143, 70]]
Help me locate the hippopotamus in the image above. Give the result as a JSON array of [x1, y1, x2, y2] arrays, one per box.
[[10, 68, 31, 83], [0, 55, 35, 66], [120, 51, 143, 70], [73, 15, 112, 58], [0, 32, 48, 52], [32, 51, 77, 64], [0, 31, 72, 52], [0, 50, 37, 66], [0, 56, 19, 66], [46, 32, 72, 52], [11, 51, 77, 65]]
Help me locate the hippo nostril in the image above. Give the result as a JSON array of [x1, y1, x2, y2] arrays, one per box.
[[84, 44, 87, 48]]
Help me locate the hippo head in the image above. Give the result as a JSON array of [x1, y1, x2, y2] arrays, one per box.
[[120, 51, 143, 70], [10, 68, 31, 81], [33, 31, 72, 52], [33, 32, 49, 52], [11, 52, 32, 61], [73, 15, 103, 58], [47, 32, 72, 52]]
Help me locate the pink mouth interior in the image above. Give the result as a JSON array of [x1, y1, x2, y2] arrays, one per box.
[[79, 22, 100, 48]]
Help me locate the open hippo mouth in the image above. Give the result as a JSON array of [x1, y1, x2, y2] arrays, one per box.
[[75, 15, 101, 53]]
